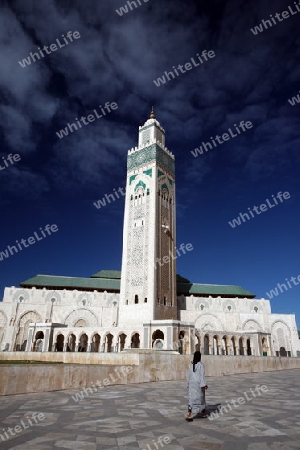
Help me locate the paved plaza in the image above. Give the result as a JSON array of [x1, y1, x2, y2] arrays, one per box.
[[0, 369, 299, 450]]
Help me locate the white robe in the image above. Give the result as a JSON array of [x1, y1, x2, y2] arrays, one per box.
[[187, 361, 207, 413]]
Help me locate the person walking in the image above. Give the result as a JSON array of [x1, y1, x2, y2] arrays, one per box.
[[186, 350, 208, 421]]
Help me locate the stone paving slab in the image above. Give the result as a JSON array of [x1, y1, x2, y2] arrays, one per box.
[[0, 369, 299, 449]]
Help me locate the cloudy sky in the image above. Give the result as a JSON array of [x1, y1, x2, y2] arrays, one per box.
[[0, 0, 300, 324]]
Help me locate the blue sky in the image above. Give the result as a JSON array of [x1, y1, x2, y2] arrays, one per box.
[[0, 0, 300, 327]]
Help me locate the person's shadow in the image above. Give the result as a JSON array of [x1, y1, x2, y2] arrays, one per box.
[[194, 404, 221, 418]]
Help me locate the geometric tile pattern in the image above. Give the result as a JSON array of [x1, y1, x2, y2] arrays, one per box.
[[0, 369, 299, 449]]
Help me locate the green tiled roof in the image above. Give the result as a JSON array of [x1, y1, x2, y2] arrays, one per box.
[[91, 270, 121, 279], [20, 275, 120, 291], [19, 272, 255, 297], [177, 282, 255, 297]]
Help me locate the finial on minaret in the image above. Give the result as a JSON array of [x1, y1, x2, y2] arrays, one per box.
[[150, 106, 155, 119]]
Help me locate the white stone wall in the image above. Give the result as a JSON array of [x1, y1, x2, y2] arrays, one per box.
[[178, 294, 300, 356], [0, 286, 120, 351], [1, 286, 299, 356]]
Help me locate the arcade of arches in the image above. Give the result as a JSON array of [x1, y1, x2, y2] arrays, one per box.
[[195, 332, 273, 356], [30, 331, 142, 353], [9, 311, 293, 357]]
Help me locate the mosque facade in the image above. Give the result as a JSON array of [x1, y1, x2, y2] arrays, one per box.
[[0, 111, 299, 357]]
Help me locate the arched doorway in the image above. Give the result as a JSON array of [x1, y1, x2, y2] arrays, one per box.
[[178, 330, 186, 354], [131, 333, 140, 349], [152, 329, 164, 348], [118, 333, 127, 351], [67, 334, 76, 352], [213, 335, 219, 355], [78, 333, 88, 352], [56, 334, 64, 352], [279, 346, 287, 357], [91, 334, 100, 352], [105, 333, 113, 352], [239, 337, 244, 355], [246, 338, 252, 355], [34, 331, 44, 352], [204, 334, 209, 355]]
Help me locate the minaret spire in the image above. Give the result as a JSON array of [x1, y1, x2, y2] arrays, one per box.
[[150, 106, 155, 119]]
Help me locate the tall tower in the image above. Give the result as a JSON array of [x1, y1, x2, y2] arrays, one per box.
[[119, 109, 177, 327]]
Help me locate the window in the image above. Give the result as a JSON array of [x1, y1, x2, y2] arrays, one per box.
[[125, 300, 128, 305], [134, 295, 139, 304], [144, 298, 147, 303], [163, 296, 167, 305]]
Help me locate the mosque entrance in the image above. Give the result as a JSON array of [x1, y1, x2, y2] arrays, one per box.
[[131, 333, 140, 349], [34, 331, 44, 352], [152, 329, 164, 348], [279, 346, 287, 357]]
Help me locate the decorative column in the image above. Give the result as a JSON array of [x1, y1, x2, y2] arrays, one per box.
[[26, 329, 33, 352]]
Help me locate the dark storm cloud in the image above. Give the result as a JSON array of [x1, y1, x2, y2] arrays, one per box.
[[0, 0, 300, 199]]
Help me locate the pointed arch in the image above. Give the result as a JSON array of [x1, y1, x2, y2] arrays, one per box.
[[64, 308, 98, 327], [242, 319, 262, 331]]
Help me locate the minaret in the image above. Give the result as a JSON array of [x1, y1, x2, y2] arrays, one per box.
[[119, 109, 177, 327]]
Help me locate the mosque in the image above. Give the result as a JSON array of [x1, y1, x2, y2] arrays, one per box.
[[0, 110, 299, 357]]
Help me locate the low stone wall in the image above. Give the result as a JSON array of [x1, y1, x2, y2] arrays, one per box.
[[0, 352, 300, 396], [0, 350, 140, 365]]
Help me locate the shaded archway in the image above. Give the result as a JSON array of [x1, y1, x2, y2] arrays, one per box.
[[131, 333, 140, 349], [78, 333, 88, 352], [204, 334, 209, 355], [279, 346, 287, 357], [176, 330, 186, 354], [231, 337, 237, 355], [67, 334, 76, 352], [239, 337, 244, 355], [34, 331, 44, 352], [213, 335, 219, 355], [90, 334, 100, 352], [152, 329, 164, 348], [104, 333, 113, 352], [247, 338, 252, 355], [56, 334, 64, 352], [221, 336, 227, 355], [118, 333, 127, 351]]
